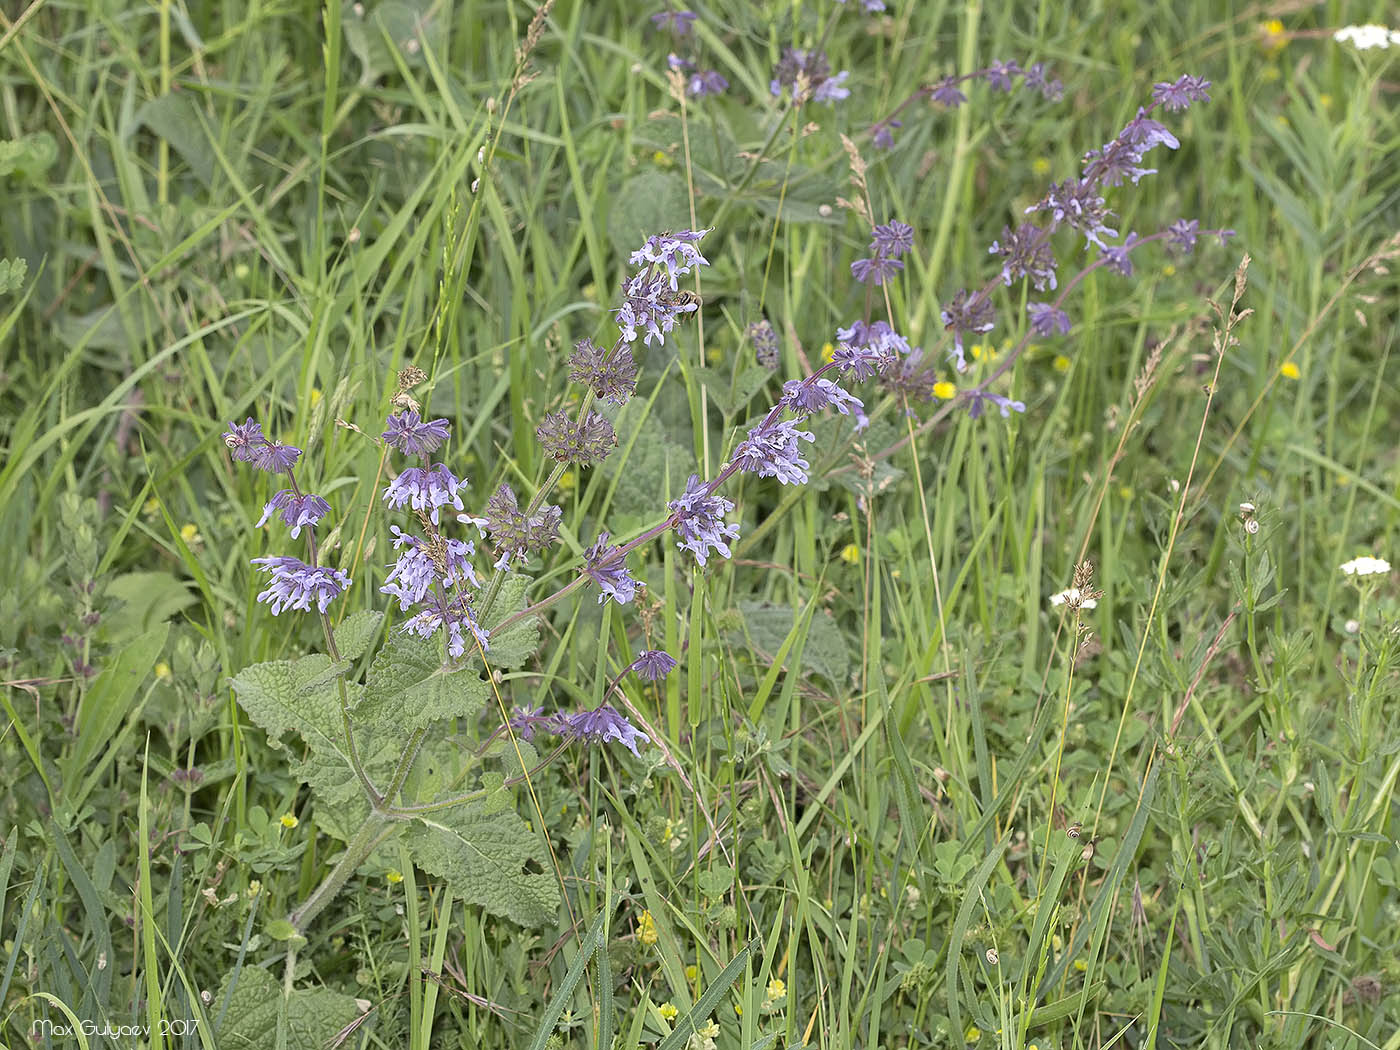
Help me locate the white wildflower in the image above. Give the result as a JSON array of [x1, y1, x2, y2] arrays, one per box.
[[1340, 556, 1390, 577], [1050, 587, 1097, 610], [1333, 25, 1400, 50]]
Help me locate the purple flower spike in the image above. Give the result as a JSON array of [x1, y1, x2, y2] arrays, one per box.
[[564, 704, 650, 756], [1151, 75, 1211, 112], [383, 410, 451, 457], [871, 119, 901, 149], [223, 418, 267, 463], [940, 290, 996, 372], [989, 224, 1058, 292], [1166, 218, 1199, 255], [632, 650, 678, 682], [984, 60, 1021, 92], [1027, 302, 1071, 337], [382, 463, 468, 524], [584, 532, 642, 605], [252, 556, 350, 615], [966, 390, 1026, 420], [256, 490, 331, 538], [870, 220, 914, 258], [928, 77, 967, 107], [668, 474, 740, 566], [780, 377, 863, 417], [851, 255, 904, 285], [252, 442, 302, 475], [651, 9, 697, 36], [732, 418, 814, 486], [689, 70, 728, 97]]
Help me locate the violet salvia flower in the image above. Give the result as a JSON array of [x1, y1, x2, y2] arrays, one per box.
[[871, 119, 901, 149], [629, 228, 711, 289], [780, 377, 863, 417], [483, 484, 562, 563], [381, 526, 481, 609], [940, 290, 996, 371], [252, 441, 302, 475], [984, 60, 1022, 91], [1101, 232, 1141, 277], [257, 490, 331, 538], [748, 320, 780, 369], [403, 605, 488, 661], [382, 463, 469, 524], [535, 410, 617, 465], [617, 271, 696, 345], [669, 474, 740, 566], [651, 9, 696, 36], [966, 389, 1026, 419], [1166, 218, 1200, 254], [564, 704, 650, 756], [1151, 75, 1211, 112], [871, 220, 915, 258], [689, 70, 728, 97], [1031, 178, 1118, 250], [851, 255, 904, 285], [732, 418, 815, 486], [989, 224, 1058, 291], [836, 0, 887, 10], [771, 48, 851, 104], [928, 77, 967, 107], [252, 555, 351, 615], [382, 410, 451, 457], [1027, 302, 1072, 337], [584, 532, 642, 605], [1023, 62, 1064, 101], [223, 418, 267, 463], [632, 650, 678, 681]]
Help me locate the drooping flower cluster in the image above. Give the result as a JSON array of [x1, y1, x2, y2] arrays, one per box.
[[536, 410, 617, 464], [851, 219, 914, 286], [509, 703, 651, 756], [732, 419, 816, 486], [651, 9, 727, 98], [869, 61, 1063, 151], [383, 463, 469, 524], [382, 409, 451, 457], [224, 418, 348, 618], [568, 338, 638, 404], [482, 483, 562, 566], [584, 532, 642, 605], [668, 474, 740, 566], [616, 229, 711, 346]]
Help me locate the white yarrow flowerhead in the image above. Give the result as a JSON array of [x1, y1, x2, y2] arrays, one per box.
[[1334, 25, 1400, 50], [1050, 587, 1097, 609], [1340, 556, 1391, 577]]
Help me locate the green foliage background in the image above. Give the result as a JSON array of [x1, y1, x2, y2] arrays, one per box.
[[1, 1, 1398, 1048]]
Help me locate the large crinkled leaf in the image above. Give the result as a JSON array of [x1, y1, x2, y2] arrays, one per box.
[[333, 609, 385, 662], [737, 600, 851, 685], [480, 574, 539, 669], [406, 805, 557, 926], [356, 633, 490, 733], [228, 657, 346, 753], [215, 965, 362, 1050], [291, 733, 400, 843]]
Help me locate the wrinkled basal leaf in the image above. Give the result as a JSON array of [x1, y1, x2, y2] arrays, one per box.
[[334, 609, 385, 662], [406, 805, 558, 926], [738, 600, 851, 684], [216, 965, 362, 1050]]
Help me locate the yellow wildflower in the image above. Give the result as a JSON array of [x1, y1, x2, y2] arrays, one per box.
[[557, 470, 576, 492], [653, 150, 673, 168], [180, 523, 201, 546], [1162, 263, 1176, 277], [1052, 355, 1071, 373], [637, 909, 658, 946], [840, 544, 859, 565], [308, 387, 323, 409], [932, 381, 956, 400], [965, 1025, 982, 1043], [279, 813, 299, 829], [658, 1002, 679, 1021], [685, 964, 699, 982], [386, 870, 404, 884], [1258, 19, 1287, 53], [1279, 361, 1300, 380], [143, 498, 160, 517], [820, 342, 835, 364], [1032, 157, 1051, 176], [154, 662, 172, 681], [767, 978, 786, 1000]]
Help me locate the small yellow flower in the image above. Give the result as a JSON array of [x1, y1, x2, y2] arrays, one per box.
[[766, 978, 786, 1000], [699, 1020, 720, 1038], [1258, 19, 1288, 54], [1162, 263, 1176, 277], [234, 262, 251, 280], [685, 964, 699, 982], [180, 523, 201, 546], [637, 909, 658, 946], [820, 342, 835, 364], [840, 544, 860, 565], [734, 1003, 742, 1016], [1118, 485, 1133, 503], [1279, 361, 1300, 380], [970, 342, 994, 361], [658, 1002, 679, 1022], [1319, 93, 1332, 109], [143, 498, 160, 517], [1052, 355, 1071, 373], [653, 150, 673, 168], [557, 470, 576, 492], [1073, 958, 1088, 972], [246, 880, 262, 898], [932, 381, 957, 400], [965, 1025, 982, 1043], [308, 388, 323, 409], [1032, 157, 1051, 176], [706, 346, 723, 365], [154, 662, 172, 681], [386, 870, 404, 884], [279, 813, 299, 829]]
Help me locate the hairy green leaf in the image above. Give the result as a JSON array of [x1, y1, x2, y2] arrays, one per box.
[[215, 965, 362, 1050]]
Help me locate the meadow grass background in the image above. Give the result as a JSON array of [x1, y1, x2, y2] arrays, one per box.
[[1, 0, 1399, 1047]]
